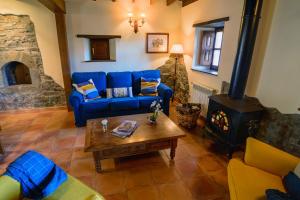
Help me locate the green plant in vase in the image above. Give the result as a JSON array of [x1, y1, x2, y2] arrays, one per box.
[[148, 100, 163, 124]]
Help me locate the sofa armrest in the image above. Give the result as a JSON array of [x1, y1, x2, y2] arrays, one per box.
[[0, 175, 21, 200], [69, 90, 84, 108], [45, 175, 104, 200], [244, 137, 300, 177], [157, 83, 173, 116], [158, 83, 173, 100]]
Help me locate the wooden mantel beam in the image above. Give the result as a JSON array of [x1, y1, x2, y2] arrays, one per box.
[[38, 0, 66, 14]]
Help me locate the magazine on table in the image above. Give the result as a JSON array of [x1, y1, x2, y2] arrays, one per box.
[[112, 120, 138, 138]]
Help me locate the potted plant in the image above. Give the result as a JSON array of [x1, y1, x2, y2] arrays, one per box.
[[148, 100, 163, 124]]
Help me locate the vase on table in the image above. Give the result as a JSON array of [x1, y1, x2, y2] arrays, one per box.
[[148, 100, 162, 124]]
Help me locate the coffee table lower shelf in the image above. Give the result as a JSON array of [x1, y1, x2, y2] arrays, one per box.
[[91, 138, 178, 173]]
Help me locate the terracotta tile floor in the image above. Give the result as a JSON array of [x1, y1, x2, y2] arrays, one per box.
[[0, 105, 240, 200]]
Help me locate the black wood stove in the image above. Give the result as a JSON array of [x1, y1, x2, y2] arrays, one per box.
[[206, 0, 265, 157]]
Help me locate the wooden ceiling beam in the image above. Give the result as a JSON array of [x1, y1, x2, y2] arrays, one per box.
[[182, 0, 198, 7], [166, 0, 177, 6], [38, 0, 66, 14]]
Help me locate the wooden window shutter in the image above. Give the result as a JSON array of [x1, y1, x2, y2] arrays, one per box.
[[198, 31, 215, 66]]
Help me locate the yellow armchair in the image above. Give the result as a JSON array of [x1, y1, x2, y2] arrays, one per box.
[[228, 137, 300, 200], [0, 175, 104, 200]]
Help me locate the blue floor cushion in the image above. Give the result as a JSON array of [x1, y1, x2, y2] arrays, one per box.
[[4, 150, 67, 199]]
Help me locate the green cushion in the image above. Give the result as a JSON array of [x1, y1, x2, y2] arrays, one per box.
[[0, 175, 103, 200]]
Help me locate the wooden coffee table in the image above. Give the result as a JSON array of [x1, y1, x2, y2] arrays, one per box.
[[85, 113, 186, 172]]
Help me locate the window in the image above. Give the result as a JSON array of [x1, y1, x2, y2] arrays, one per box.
[[191, 17, 229, 75], [198, 27, 224, 72]]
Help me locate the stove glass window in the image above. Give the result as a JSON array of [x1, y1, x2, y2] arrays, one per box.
[[211, 110, 229, 133]]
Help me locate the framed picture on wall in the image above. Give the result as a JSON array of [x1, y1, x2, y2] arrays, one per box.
[[146, 33, 169, 53]]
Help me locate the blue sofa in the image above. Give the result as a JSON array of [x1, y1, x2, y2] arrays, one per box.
[[69, 70, 173, 127]]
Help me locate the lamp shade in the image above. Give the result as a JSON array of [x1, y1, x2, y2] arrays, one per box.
[[170, 44, 184, 54]]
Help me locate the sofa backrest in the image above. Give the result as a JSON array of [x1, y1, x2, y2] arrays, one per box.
[[132, 70, 161, 96], [72, 72, 106, 96], [106, 71, 132, 88], [71, 70, 161, 96]]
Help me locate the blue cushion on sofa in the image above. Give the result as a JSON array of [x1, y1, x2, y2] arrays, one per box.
[[283, 172, 300, 200], [137, 96, 161, 109], [132, 70, 160, 96], [82, 98, 110, 114], [107, 72, 132, 88], [72, 72, 106, 96], [110, 97, 139, 111]]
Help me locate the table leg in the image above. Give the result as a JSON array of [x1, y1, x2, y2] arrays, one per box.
[[0, 144, 4, 155], [93, 152, 102, 173], [170, 138, 178, 160]]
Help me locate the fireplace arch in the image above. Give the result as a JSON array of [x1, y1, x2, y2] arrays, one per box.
[[0, 52, 40, 88], [2, 61, 32, 86]]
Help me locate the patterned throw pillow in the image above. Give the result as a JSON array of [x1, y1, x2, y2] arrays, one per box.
[[106, 87, 133, 98], [72, 79, 100, 101], [140, 77, 160, 96]]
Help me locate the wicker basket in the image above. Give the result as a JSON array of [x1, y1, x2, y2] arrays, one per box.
[[176, 103, 201, 129]]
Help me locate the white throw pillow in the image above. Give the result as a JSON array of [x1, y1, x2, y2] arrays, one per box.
[[294, 162, 300, 178], [106, 87, 133, 98]]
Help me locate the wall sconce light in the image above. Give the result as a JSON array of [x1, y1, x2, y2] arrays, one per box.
[[128, 12, 146, 34]]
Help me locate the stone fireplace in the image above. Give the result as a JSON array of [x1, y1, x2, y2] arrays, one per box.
[[0, 14, 66, 110]]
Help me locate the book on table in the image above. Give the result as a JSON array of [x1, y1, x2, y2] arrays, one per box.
[[112, 120, 137, 138]]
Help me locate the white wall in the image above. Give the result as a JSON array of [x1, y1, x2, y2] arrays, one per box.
[[0, 0, 64, 87], [246, 0, 277, 97], [65, 0, 182, 73], [181, 0, 244, 92], [255, 0, 300, 113]]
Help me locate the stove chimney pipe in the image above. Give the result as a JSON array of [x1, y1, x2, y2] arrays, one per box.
[[228, 0, 263, 99]]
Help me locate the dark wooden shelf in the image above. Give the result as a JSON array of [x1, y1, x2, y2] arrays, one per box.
[[83, 60, 116, 62], [77, 34, 121, 39]]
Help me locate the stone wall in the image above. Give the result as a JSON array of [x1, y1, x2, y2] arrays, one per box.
[[255, 108, 300, 157], [157, 55, 189, 103], [0, 14, 65, 110]]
